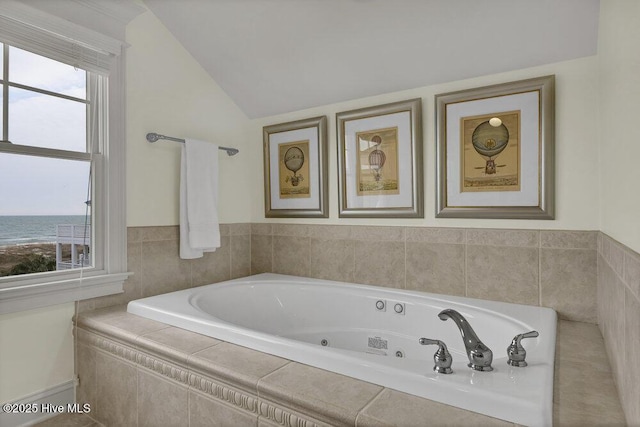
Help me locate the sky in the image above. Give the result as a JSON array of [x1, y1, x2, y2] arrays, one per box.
[[0, 46, 90, 216]]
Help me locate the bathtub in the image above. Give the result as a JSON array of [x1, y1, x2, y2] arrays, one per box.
[[127, 273, 556, 426]]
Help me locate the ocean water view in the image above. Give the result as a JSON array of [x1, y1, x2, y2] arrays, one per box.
[[0, 215, 88, 246]]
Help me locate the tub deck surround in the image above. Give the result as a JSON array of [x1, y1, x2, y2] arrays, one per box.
[[73, 305, 625, 427], [552, 321, 626, 426], [126, 274, 557, 426]]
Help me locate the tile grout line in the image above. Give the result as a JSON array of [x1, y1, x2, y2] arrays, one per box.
[[464, 228, 468, 297], [351, 231, 356, 282], [136, 356, 139, 427], [230, 232, 235, 279], [140, 240, 149, 300], [270, 225, 274, 273], [538, 230, 543, 307], [255, 361, 294, 402], [187, 366, 191, 427], [403, 227, 407, 290], [249, 226, 252, 276], [353, 227, 357, 283], [307, 231, 311, 277], [354, 387, 386, 427], [93, 339, 99, 424]]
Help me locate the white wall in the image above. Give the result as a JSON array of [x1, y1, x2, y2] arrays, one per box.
[[124, 5, 604, 232], [248, 56, 601, 230], [0, 303, 75, 403], [598, 0, 640, 254], [126, 9, 250, 226]]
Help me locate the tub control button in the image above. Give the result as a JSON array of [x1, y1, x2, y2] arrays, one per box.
[[394, 303, 405, 314], [375, 300, 386, 311]]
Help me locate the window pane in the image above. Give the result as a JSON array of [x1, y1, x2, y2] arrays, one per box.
[[8, 46, 86, 99], [0, 91, 3, 140], [9, 87, 87, 152], [0, 154, 92, 277], [0, 44, 3, 139]]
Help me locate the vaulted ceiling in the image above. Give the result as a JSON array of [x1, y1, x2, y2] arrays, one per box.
[[144, 0, 600, 118]]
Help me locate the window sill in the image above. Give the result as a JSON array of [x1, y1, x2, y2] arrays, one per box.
[[0, 271, 131, 314]]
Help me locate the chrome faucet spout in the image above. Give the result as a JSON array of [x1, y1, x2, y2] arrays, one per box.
[[438, 309, 493, 371]]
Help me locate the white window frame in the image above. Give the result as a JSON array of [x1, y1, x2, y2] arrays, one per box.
[[0, 3, 135, 314]]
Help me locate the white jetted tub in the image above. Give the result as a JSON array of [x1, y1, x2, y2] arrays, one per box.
[[128, 273, 556, 426]]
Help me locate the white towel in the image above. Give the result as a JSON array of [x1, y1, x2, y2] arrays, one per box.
[[180, 139, 220, 259]]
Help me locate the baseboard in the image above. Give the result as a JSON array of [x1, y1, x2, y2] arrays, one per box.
[[0, 380, 74, 427]]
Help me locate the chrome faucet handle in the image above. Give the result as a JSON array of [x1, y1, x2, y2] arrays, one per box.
[[438, 309, 493, 371], [419, 338, 453, 374], [507, 330, 539, 367]]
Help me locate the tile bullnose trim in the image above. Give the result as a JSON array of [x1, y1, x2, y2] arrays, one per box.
[[139, 225, 180, 242], [78, 328, 138, 366], [75, 314, 169, 346], [273, 224, 310, 237], [351, 225, 405, 242], [251, 223, 273, 236], [136, 352, 190, 386], [600, 232, 640, 289], [258, 401, 323, 427], [466, 228, 539, 248], [134, 338, 191, 370], [228, 223, 252, 236], [540, 230, 598, 249], [188, 373, 258, 414], [308, 224, 353, 240], [405, 227, 465, 244], [133, 329, 223, 371]]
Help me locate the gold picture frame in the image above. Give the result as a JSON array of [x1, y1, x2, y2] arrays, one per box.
[[337, 98, 423, 218], [263, 116, 328, 218], [436, 75, 555, 219]]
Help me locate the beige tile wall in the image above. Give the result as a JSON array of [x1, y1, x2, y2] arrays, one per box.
[[82, 223, 598, 324], [78, 224, 251, 312], [252, 224, 598, 323], [75, 223, 640, 424], [597, 232, 640, 425], [80, 223, 598, 324]]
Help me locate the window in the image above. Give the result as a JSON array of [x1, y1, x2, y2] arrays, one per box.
[[0, 5, 130, 314], [1, 45, 94, 277]]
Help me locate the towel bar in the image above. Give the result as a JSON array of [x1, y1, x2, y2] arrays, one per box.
[[146, 132, 239, 156]]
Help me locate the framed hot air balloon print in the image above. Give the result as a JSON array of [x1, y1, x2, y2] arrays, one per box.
[[263, 116, 328, 218], [436, 75, 555, 219], [337, 98, 423, 218]]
